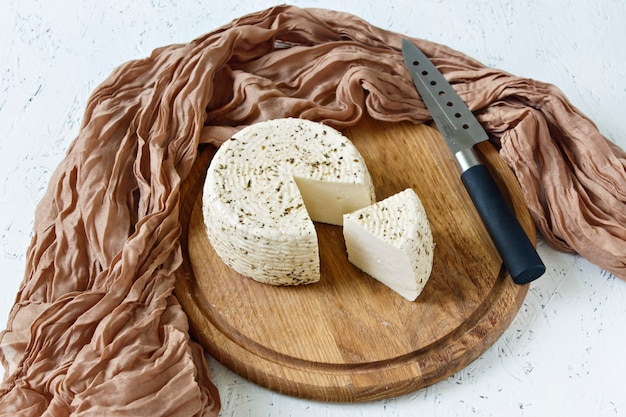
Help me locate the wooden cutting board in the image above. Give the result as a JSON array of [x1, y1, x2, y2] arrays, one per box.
[[175, 115, 533, 402]]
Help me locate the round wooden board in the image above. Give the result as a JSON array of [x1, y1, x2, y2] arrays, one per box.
[[175, 115, 533, 402]]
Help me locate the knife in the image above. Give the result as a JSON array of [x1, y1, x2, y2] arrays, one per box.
[[401, 39, 545, 285]]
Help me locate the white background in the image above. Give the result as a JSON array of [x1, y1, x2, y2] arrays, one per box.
[[1, 1, 625, 416]]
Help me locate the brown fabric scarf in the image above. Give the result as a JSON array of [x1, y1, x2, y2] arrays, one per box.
[[1, 5, 624, 416]]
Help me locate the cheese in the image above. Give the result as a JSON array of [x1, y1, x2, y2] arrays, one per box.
[[343, 188, 434, 301], [202, 118, 375, 285]]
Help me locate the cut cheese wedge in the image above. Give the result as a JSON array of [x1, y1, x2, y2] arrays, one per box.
[[343, 188, 435, 301], [202, 118, 375, 285]]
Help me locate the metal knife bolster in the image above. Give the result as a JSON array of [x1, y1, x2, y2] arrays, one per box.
[[455, 148, 481, 172]]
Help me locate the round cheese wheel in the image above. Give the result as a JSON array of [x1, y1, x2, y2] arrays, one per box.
[[202, 118, 375, 285]]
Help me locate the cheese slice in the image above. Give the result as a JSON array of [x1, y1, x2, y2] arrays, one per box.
[[343, 188, 435, 301], [202, 118, 375, 285]]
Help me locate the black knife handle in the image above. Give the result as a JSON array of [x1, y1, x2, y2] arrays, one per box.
[[461, 164, 545, 284]]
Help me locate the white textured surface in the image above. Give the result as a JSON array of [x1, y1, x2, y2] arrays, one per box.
[[1, 1, 625, 416]]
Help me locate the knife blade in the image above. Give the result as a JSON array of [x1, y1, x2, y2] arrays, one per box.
[[401, 38, 545, 284]]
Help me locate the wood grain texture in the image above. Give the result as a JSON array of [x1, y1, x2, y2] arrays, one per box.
[[174, 115, 533, 402]]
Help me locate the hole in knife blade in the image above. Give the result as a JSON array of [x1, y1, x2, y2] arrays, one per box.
[[455, 113, 461, 118], [462, 124, 469, 129], [430, 81, 437, 85], [421, 70, 428, 75], [446, 102, 453, 107], [412, 60, 419, 66], [438, 91, 445, 96]]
